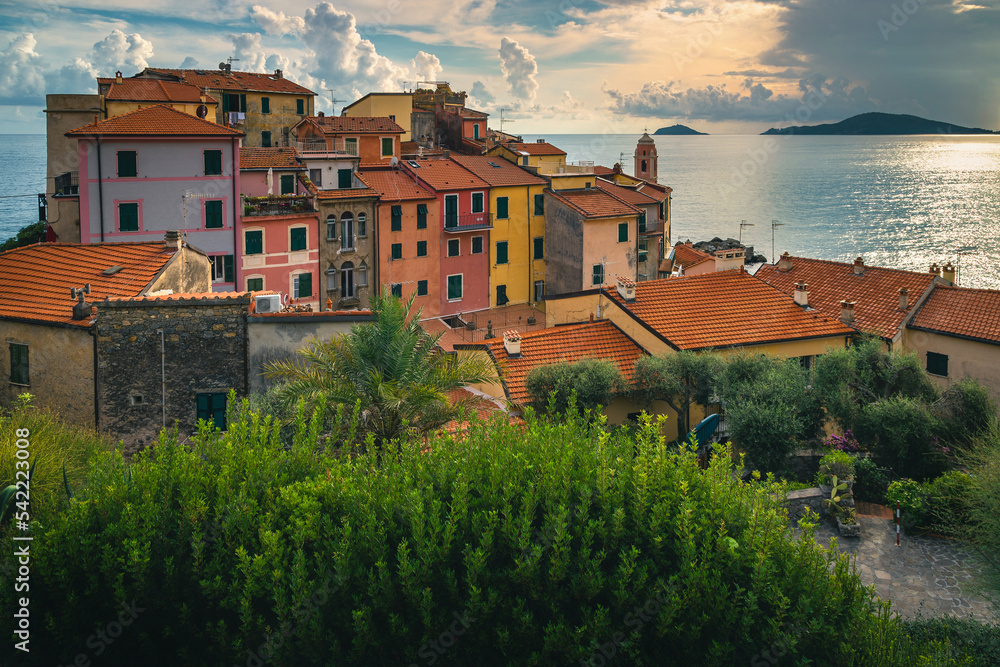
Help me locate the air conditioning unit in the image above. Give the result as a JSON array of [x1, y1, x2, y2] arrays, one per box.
[[255, 294, 281, 313]]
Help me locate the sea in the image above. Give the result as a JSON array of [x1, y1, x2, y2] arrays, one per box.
[[3, 132, 1000, 288]]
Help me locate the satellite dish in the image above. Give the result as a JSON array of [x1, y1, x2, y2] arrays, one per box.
[[389, 156, 399, 168], [196, 104, 208, 119], [219, 62, 227, 70]]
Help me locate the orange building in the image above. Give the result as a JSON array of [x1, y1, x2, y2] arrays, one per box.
[[291, 115, 403, 167]]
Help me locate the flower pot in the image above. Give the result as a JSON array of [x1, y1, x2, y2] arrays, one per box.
[[837, 517, 861, 538]]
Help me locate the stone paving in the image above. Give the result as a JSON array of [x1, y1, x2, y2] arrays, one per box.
[[805, 514, 997, 621]]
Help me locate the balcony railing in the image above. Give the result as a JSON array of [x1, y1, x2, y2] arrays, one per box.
[[54, 171, 79, 196], [638, 219, 665, 235], [553, 161, 595, 174], [444, 212, 493, 232], [293, 139, 359, 157], [242, 195, 316, 217]]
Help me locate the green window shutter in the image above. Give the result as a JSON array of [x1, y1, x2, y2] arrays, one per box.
[[9, 343, 28, 385], [117, 151, 137, 178], [223, 255, 234, 283], [205, 201, 223, 228], [391, 205, 402, 231], [290, 227, 307, 251], [534, 194, 544, 215], [592, 264, 604, 286], [927, 352, 949, 377], [496, 241, 508, 265], [296, 99, 304, 115], [472, 192, 484, 213], [638, 211, 647, 233], [204, 150, 222, 175], [261, 97, 270, 114], [240, 94, 247, 113], [448, 239, 459, 257], [338, 169, 353, 189], [618, 222, 629, 242], [118, 203, 139, 232], [391, 283, 402, 298], [472, 236, 483, 254], [381, 137, 393, 156], [247, 277, 263, 291], [245, 230, 263, 255], [447, 275, 463, 300], [496, 197, 508, 219], [197, 393, 210, 421], [298, 272, 312, 297], [496, 285, 508, 305], [391, 243, 402, 260], [533, 237, 544, 260], [416, 240, 427, 257], [280, 174, 295, 194], [417, 280, 428, 296], [416, 203, 428, 229], [261, 131, 271, 148]]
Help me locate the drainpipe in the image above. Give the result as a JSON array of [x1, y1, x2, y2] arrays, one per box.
[[91, 327, 100, 429], [96, 137, 105, 242], [158, 329, 166, 428], [527, 189, 532, 307], [232, 137, 239, 289]]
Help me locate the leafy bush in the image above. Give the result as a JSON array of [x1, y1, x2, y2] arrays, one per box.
[[923, 470, 974, 529], [823, 429, 861, 453], [886, 479, 931, 532], [2, 404, 896, 666], [901, 617, 1000, 667], [525, 357, 625, 414], [816, 450, 856, 485], [853, 456, 892, 504], [955, 422, 1000, 600], [933, 378, 998, 452], [630, 350, 721, 436], [0, 220, 45, 252], [855, 396, 945, 480]]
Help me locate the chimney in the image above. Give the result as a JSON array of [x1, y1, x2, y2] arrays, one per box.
[[853, 257, 865, 276], [840, 300, 856, 325], [942, 262, 956, 284], [71, 284, 92, 321], [616, 276, 636, 302], [274, 68, 283, 79], [317, 111, 324, 118], [898, 287, 909, 311], [115, 70, 123, 84], [442, 149, 450, 159], [163, 230, 183, 251], [793, 281, 809, 307], [929, 262, 940, 276], [777, 252, 793, 272], [502, 330, 521, 357]]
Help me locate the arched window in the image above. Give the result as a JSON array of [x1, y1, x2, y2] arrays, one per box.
[[326, 265, 337, 291], [341, 261, 355, 299], [357, 212, 367, 238], [326, 215, 337, 241], [340, 212, 354, 251], [641, 160, 647, 172]]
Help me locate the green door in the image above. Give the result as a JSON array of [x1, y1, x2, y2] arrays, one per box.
[[338, 169, 353, 189], [445, 195, 458, 228]]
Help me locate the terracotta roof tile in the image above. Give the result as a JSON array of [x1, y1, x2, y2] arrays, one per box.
[[308, 116, 404, 134], [910, 285, 1000, 344], [464, 321, 645, 405], [67, 104, 243, 137], [546, 188, 639, 219], [596, 179, 659, 207], [455, 107, 489, 118], [672, 243, 715, 270], [405, 158, 489, 191], [101, 79, 216, 104], [452, 155, 547, 187], [239, 147, 303, 170], [605, 270, 855, 350], [107, 291, 250, 302], [0, 242, 178, 327], [755, 256, 937, 339], [359, 168, 436, 201], [315, 187, 379, 200], [505, 141, 566, 156], [143, 68, 314, 95], [594, 165, 616, 175]]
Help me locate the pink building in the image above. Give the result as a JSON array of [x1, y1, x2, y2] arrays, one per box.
[[67, 105, 244, 290]]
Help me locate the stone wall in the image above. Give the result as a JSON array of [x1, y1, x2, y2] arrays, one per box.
[[95, 296, 249, 449], [542, 193, 584, 296], [783, 487, 825, 522]]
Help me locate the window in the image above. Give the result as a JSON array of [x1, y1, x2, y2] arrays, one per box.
[[290, 227, 307, 251], [496, 284, 508, 306], [357, 212, 367, 237], [389, 114, 396, 122], [326, 268, 337, 291], [338, 168, 352, 189], [357, 261, 368, 288], [473, 123, 480, 140], [381, 137, 394, 157], [641, 159, 647, 172], [211, 255, 235, 283], [522, 156, 528, 166], [448, 239, 460, 257], [391, 205, 402, 231], [444, 194, 458, 228], [447, 274, 463, 300], [344, 137, 358, 156], [340, 213, 354, 251], [391, 283, 402, 298], [472, 192, 484, 214], [326, 215, 337, 240], [245, 230, 263, 255], [280, 174, 295, 195], [261, 131, 271, 148], [340, 262, 355, 298], [205, 200, 224, 229], [261, 97, 270, 114], [247, 277, 263, 291], [118, 202, 139, 232], [496, 196, 508, 219], [417, 203, 428, 229], [533, 236, 544, 260], [296, 99, 305, 115], [496, 241, 508, 265], [310, 169, 323, 187], [130, 395, 144, 406], [204, 150, 222, 176], [927, 352, 949, 377], [638, 211, 647, 233], [294, 272, 312, 298], [391, 243, 403, 260], [416, 240, 427, 257], [9, 343, 28, 385], [592, 264, 604, 286], [638, 239, 648, 263], [417, 280, 428, 296], [196, 392, 227, 431], [117, 151, 137, 178], [472, 236, 483, 254], [533, 280, 545, 302], [534, 194, 544, 215], [618, 222, 629, 243]]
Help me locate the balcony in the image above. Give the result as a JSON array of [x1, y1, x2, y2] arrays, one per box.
[[638, 219, 665, 236], [293, 139, 359, 157], [54, 171, 79, 197], [242, 195, 316, 217], [553, 161, 595, 174], [443, 212, 493, 233]]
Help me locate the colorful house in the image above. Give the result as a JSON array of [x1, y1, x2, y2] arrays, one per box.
[[67, 105, 244, 291], [341, 92, 414, 141], [401, 157, 492, 317], [596, 179, 668, 282], [97, 72, 218, 121], [291, 115, 404, 167], [488, 140, 567, 173], [452, 155, 548, 308]]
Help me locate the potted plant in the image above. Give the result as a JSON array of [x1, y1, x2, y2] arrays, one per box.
[[836, 506, 861, 538], [817, 450, 856, 493]]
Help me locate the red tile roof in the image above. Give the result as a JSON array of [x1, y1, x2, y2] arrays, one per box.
[[440, 387, 514, 433], [141, 67, 315, 95], [546, 188, 639, 219], [637, 182, 671, 201], [359, 168, 436, 201], [315, 187, 379, 200], [596, 179, 659, 207], [452, 155, 547, 187], [306, 116, 404, 134], [455, 107, 489, 118], [107, 291, 250, 302], [0, 242, 179, 327], [405, 158, 489, 191], [66, 104, 243, 137], [239, 147, 303, 170], [460, 321, 645, 405], [594, 165, 616, 175], [101, 79, 217, 104], [505, 141, 566, 156], [755, 256, 937, 339], [672, 243, 715, 271], [910, 285, 1000, 344], [603, 270, 855, 350]]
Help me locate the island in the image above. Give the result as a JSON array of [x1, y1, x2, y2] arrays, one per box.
[[761, 112, 997, 135], [653, 124, 707, 135]]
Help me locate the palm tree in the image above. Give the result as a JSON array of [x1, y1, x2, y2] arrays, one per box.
[[264, 288, 498, 447]]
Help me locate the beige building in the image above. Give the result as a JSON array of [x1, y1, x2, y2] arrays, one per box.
[[44, 93, 104, 243], [341, 92, 414, 141]]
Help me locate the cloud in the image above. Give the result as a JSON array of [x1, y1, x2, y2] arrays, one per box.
[[469, 80, 496, 105], [0, 33, 47, 104], [249, 5, 305, 35], [179, 56, 199, 69], [409, 51, 442, 83], [498, 36, 538, 105], [229, 33, 268, 72], [90, 29, 154, 74]]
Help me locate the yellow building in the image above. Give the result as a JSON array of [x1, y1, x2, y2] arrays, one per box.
[[342, 92, 414, 141], [98, 74, 218, 121], [487, 140, 567, 173], [453, 156, 549, 308]]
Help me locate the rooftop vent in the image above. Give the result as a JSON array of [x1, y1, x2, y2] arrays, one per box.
[[777, 252, 793, 272], [503, 330, 522, 357], [616, 276, 636, 302], [929, 262, 940, 276], [853, 257, 865, 276], [898, 287, 909, 311], [793, 281, 809, 307], [70, 283, 92, 321], [840, 300, 856, 325], [407, 160, 421, 168], [942, 262, 956, 283], [164, 229, 183, 251], [102, 266, 123, 276]]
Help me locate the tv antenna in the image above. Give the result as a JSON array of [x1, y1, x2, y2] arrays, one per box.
[[738, 219, 754, 244], [227, 57, 240, 65], [770, 219, 784, 264], [499, 108, 515, 136], [326, 90, 345, 115]]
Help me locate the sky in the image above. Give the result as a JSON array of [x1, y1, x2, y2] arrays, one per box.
[[0, 0, 998, 135]]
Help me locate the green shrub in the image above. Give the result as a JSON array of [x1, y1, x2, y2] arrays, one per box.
[[525, 357, 625, 415], [957, 422, 1000, 599], [923, 470, 974, 529], [853, 456, 892, 504], [816, 450, 856, 485], [856, 396, 945, 480], [886, 479, 931, 532], [901, 617, 1000, 667], [933, 379, 998, 452]]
